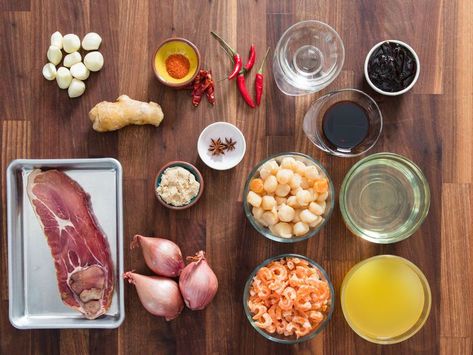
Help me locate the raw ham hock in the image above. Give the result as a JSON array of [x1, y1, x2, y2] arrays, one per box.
[[27, 169, 114, 319]]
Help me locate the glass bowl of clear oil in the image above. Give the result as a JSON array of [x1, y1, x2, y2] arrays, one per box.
[[339, 152, 430, 244]]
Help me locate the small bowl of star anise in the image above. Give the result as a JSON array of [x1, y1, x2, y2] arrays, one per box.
[[197, 121, 246, 170]]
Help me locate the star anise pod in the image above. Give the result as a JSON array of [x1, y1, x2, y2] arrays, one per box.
[[223, 137, 236, 152], [208, 138, 225, 156]]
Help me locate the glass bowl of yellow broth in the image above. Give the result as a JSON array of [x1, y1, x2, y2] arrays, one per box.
[[341, 255, 431, 344]]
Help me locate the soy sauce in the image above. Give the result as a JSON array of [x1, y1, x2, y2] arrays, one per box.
[[322, 101, 369, 150]]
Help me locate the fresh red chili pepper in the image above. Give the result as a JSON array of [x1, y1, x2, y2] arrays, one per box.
[[244, 44, 256, 72], [228, 53, 242, 80], [255, 47, 270, 106], [237, 73, 256, 108], [255, 73, 263, 106], [210, 31, 242, 80]]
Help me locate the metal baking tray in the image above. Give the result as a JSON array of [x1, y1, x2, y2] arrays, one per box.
[[7, 158, 125, 329]]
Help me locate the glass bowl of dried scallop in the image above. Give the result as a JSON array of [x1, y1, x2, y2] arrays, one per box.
[[243, 254, 335, 344], [243, 152, 334, 243]]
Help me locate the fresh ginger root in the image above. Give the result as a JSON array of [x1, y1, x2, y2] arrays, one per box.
[[89, 95, 164, 132]]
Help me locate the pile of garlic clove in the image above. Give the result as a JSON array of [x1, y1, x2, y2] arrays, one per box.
[[42, 31, 104, 98]]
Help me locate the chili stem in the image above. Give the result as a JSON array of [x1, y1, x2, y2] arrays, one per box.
[[257, 47, 270, 73], [210, 31, 237, 56]]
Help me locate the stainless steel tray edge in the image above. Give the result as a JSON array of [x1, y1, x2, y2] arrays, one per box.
[[7, 158, 125, 329], [115, 158, 125, 329], [7, 159, 20, 329]]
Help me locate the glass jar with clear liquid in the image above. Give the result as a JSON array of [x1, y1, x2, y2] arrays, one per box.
[[339, 153, 431, 244], [273, 20, 345, 96]]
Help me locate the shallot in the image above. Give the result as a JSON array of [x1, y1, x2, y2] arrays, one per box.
[[124, 271, 183, 320], [131, 235, 185, 277], [179, 251, 218, 310]]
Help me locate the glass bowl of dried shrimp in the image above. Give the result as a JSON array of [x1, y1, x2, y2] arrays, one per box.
[[243, 254, 334, 344]]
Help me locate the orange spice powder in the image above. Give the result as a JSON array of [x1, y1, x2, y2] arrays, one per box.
[[165, 54, 190, 79]]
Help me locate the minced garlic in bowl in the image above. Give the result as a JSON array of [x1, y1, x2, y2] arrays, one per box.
[[156, 166, 201, 207]]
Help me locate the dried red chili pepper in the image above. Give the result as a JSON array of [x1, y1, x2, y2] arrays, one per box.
[[205, 71, 216, 105], [192, 70, 204, 107], [255, 47, 270, 106], [244, 44, 256, 72], [237, 73, 256, 108], [191, 70, 215, 107], [210, 31, 242, 80]]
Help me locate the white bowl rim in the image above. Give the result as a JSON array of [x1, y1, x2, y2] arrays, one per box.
[[364, 39, 420, 96], [197, 121, 247, 170]]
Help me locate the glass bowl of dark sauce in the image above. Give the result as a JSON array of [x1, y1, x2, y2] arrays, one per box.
[[303, 89, 382, 157], [364, 40, 420, 96]]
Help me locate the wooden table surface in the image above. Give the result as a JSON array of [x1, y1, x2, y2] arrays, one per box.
[[1, 0, 472, 354]]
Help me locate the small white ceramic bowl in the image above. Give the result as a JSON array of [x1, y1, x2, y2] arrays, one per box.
[[364, 39, 420, 96], [197, 122, 246, 170]]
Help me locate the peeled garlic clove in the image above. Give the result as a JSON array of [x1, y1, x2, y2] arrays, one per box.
[[62, 33, 81, 53], [83, 51, 104, 72], [50, 31, 63, 49], [56, 67, 72, 89], [42, 63, 57, 80], [63, 52, 82, 67], [70, 62, 90, 80], [82, 32, 102, 50], [68, 78, 85, 98], [46, 45, 62, 65]]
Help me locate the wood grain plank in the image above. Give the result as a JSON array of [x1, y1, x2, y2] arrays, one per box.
[[440, 337, 472, 355], [324, 261, 357, 355], [0, 11, 32, 120], [442, 0, 472, 183], [86, 0, 121, 159], [59, 330, 88, 355], [440, 183, 472, 337], [115, 0, 153, 184], [0, 300, 31, 354], [1, 120, 31, 300], [266, 12, 295, 137], [30, 329, 59, 355], [0, 0, 30, 12]]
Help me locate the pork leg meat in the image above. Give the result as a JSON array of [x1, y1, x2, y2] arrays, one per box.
[[27, 169, 114, 319]]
